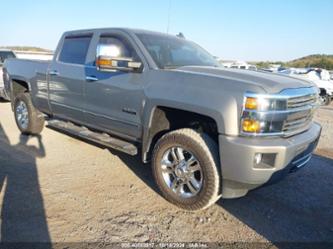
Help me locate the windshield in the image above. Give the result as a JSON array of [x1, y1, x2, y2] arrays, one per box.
[[136, 33, 220, 69], [0, 51, 15, 64]]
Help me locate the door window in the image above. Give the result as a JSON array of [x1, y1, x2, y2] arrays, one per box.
[[59, 35, 92, 64]]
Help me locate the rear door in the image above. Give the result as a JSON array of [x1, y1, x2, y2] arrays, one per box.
[[48, 34, 92, 123]]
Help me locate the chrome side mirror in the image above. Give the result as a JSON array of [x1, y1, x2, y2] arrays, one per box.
[[96, 44, 142, 72]]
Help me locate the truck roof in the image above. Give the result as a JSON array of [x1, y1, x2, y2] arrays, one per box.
[[63, 27, 176, 38]]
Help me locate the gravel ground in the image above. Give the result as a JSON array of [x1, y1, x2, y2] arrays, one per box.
[[0, 101, 332, 246]]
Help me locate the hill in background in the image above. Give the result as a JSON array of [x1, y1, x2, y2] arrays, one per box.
[[255, 54, 333, 70], [288, 54, 333, 69], [0, 46, 53, 53]]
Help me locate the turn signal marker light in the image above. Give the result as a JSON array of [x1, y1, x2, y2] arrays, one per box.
[[97, 58, 112, 66], [245, 97, 258, 110], [242, 119, 261, 133]]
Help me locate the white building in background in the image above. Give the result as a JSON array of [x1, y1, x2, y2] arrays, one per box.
[[219, 60, 257, 71], [15, 51, 53, 61]]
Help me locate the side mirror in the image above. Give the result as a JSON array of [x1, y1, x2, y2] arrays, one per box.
[[96, 44, 142, 72]]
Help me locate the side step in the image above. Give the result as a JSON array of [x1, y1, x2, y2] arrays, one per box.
[[47, 119, 138, 155]]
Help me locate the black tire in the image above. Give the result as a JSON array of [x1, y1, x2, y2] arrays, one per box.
[[152, 128, 221, 211], [14, 92, 45, 135]]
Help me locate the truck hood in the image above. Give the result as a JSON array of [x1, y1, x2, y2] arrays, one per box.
[[175, 66, 315, 94]]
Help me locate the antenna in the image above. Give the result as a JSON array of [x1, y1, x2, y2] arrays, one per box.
[[166, 0, 172, 33]]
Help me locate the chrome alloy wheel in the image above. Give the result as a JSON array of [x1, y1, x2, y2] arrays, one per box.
[[161, 147, 203, 198], [16, 100, 29, 130]]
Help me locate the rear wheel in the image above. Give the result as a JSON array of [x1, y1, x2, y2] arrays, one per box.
[[14, 92, 45, 135], [152, 128, 221, 211]]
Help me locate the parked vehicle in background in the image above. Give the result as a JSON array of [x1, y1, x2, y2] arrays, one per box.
[[259, 64, 282, 73], [3, 28, 321, 210], [221, 60, 257, 70], [279, 68, 333, 105], [230, 64, 257, 71], [0, 49, 16, 100], [329, 71, 333, 80]]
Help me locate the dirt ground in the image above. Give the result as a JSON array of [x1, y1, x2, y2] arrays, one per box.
[[0, 101, 332, 246]]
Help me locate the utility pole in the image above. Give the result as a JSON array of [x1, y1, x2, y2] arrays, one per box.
[[166, 0, 172, 34]]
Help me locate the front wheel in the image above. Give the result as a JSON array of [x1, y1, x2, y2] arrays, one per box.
[[152, 128, 221, 211], [14, 92, 45, 135]]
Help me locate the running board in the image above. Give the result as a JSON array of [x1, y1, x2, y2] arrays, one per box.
[[47, 119, 138, 155]]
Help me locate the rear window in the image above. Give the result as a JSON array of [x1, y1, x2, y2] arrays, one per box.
[[58, 35, 92, 64]]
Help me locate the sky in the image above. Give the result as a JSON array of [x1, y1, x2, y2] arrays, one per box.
[[0, 0, 332, 61]]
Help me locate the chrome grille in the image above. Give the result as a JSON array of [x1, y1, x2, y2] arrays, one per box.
[[283, 92, 318, 136], [287, 94, 317, 109]]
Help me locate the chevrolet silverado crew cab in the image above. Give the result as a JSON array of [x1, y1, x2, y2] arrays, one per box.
[[4, 28, 321, 210]]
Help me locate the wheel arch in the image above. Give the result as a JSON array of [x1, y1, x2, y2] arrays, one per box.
[[141, 105, 222, 163], [10, 78, 31, 109]]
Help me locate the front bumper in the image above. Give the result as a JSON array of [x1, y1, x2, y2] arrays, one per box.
[[219, 122, 322, 198]]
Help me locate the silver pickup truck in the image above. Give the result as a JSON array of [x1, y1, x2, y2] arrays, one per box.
[[3, 28, 322, 210]]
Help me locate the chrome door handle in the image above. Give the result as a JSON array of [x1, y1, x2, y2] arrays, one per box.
[[49, 70, 59, 76], [86, 76, 99, 82]]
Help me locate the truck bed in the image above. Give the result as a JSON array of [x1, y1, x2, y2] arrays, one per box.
[[4, 58, 50, 84]]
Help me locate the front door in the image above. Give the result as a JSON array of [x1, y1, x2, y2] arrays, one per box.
[[84, 33, 146, 140]]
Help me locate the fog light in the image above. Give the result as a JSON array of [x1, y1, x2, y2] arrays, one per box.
[[254, 153, 262, 165]]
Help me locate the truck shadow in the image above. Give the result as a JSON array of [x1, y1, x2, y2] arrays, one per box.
[[0, 123, 51, 244], [109, 149, 160, 193], [219, 154, 333, 246]]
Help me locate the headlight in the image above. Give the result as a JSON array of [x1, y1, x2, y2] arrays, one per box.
[[240, 88, 318, 137], [244, 96, 287, 111], [241, 95, 287, 135]]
